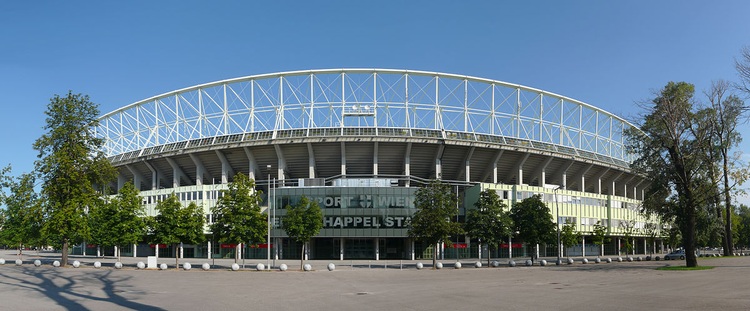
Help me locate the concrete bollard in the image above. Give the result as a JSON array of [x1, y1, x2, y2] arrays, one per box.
[[327, 263, 335, 271], [0, 258, 5, 265], [567, 258, 574, 265], [256, 263, 265, 271], [617, 257, 623, 262], [607, 258, 612, 263], [416, 262, 424, 270], [231, 263, 240, 271], [474, 262, 482, 268], [436, 262, 443, 269], [595, 258, 601, 264], [509, 260, 516, 267], [15, 259, 23, 266], [202, 263, 211, 270], [303, 264, 312, 271], [627, 256, 633, 262], [279, 264, 288, 271], [159, 263, 167, 270], [454, 262, 462, 269], [491, 261, 499, 267], [115, 262, 123, 269], [183, 263, 192, 270], [540, 260, 547, 266], [137, 262, 145, 269], [53, 261, 60, 267], [94, 261, 101, 268], [73, 261, 81, 268], [525, 260, 533, 266], [636, 256, 642, 261], [556, 259, 562, 266], [34, 260, 42, 267], [582, 258, 588, 264]]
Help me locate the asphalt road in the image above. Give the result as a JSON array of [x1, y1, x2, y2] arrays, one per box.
[[0, 250, 748, 311]]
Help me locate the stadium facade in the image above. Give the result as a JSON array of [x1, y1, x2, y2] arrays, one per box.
[[94, 69, 662, 260]]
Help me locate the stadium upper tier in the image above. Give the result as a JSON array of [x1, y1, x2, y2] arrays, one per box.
[[98, 69, 635, 165], [97, 69, 645, 198]]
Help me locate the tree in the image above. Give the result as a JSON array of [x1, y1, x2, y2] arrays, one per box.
[[620, 220, 636, 256], [625, 82, 711, 267], [89, 182, 148, 261], [33, 92, 116, 266], [210, 173, 266, 263], [150, 194, 205, 268], [559, 221, 580, 258], [510, 195, 556, 263], [703, 80, 746, 256], [736, 205, 750, 249], [592, 221, 610, 257], [0, 170, 44, 256], [408, 180, 463, 268], [465, 189, 513, 267], [282, 195, 323, 270], [735, 45, 750, 96]]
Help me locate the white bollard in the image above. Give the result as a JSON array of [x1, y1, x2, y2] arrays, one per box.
[[115, 262, 123, 269], [474, 261, 482, 268], [540, 260, 547, 266], [454, 262, 462, 269], [72, 261, 80, 268], [183, 263, 191, 270], [15, 259, 23, 266], [202, 263, 211, 270], [137, 262, 145, 269], [327, 263, 335, 271], [508, 260, 516, 267], [159, 263, 167, 270], [94, 261, 101, 268], [303, 264, 312, 271], [256, 263, 265, 271], [0, 258, 5, 265], [416, 262, 423, 270], [279, 264, 288, 271], [435, 262, 443, 269], [34, 260, 41, 267], [231, 263, 240, 271], [53, 261, 60, 267]]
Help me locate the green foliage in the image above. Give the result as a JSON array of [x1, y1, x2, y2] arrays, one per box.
[[510, 194, 556, 258], [620, 220, 635, 254], [150, 193, 205, 267], [282, 195, 323, 269], [592, 221, 609, 246], [560, 221, 580, 250], [282, 196, 323, 244], [33, 92, 116, 265], [656, 265, 714, 271], [89, 182, 147, 259], [408, 180, 463, 266], [465, 189, 513, 265], [736, 205, 750, 248], [625, 82, 710, 267], [210, 173, 266, 247], [0, 170, 44, 253]]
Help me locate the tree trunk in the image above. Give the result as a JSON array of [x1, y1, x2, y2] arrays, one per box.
[[175, 243, 179, 269], [723, 152, 734, 256], [61, 240, 69, 267], [300, 243, 305, 271], [18, 243, 23, 256], [432, 243, 438, 269]]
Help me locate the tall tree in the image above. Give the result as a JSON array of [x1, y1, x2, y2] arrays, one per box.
[[33, 92, 116, 266], [735, 46, 750, 96], [90, 182, 147, 261], [704, 80, 746, 256], [282, 196, 323, 270], [625, 82, 711, 267], [559, 221, 580, 258], [210, 173, 266, 263], [591, 221, 609, 257], [465, 189, 513, 267], [178, 201, 206, 258], [0, 170, 44, 256], [151, 194, 203, 268], [408, 180, 463, 268], [510, 195, 556, 263]]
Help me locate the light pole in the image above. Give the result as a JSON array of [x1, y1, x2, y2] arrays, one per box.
[[555, 185, 564, 263], [266, 164, 271, 270]]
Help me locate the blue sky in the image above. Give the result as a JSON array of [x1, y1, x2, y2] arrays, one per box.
[[2, 1, 749, 202]]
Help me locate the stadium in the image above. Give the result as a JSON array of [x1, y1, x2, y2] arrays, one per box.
[[94, 69, 661, 261]]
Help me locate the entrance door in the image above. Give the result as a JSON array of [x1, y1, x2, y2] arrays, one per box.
[[344, 238, 374, 259]]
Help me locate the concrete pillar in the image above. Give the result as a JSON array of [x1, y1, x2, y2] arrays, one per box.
[[133, 244, 137, 258], [374, 238, 380, 261], [97, 245, 101, 257], [410, 240, 415, 260], [179, 242, 184, 259], [340, 238, 345, 261], [617, 238, 621, 256], [582, 236, 586, 258], [207, 241, 211, 259]]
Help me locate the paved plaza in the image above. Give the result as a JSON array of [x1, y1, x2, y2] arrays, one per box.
[[0, 250, 748, 310]]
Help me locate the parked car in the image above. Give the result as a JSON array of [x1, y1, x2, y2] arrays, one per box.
[[664, 250, 686, 260]]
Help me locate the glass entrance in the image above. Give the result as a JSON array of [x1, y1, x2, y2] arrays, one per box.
[[344, 238, 374, 259]]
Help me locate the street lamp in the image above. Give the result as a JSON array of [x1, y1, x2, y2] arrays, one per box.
[[554, 185, 564, 263], [267, 164, 272, 270]]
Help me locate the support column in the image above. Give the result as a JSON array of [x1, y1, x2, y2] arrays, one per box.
[[133, 244, 137, 258], [582, 236, 586, 258], [617, 238, 621, 256], [207, 241, 212, 259], [340, 238, 345, 261], [410, 240, 415, 261], [374, 238, 380, 261]]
